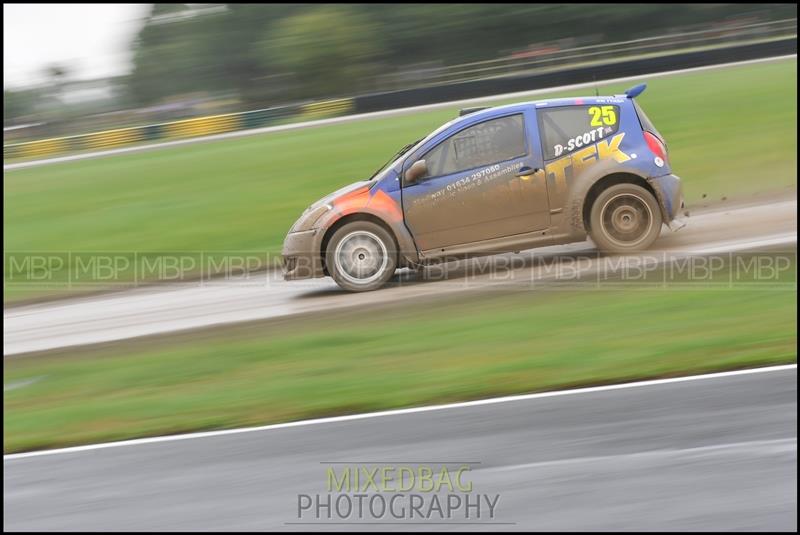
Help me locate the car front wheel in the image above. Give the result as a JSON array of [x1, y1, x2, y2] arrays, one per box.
[[589, 183, 663, 253], [326, 221, 397, 292]]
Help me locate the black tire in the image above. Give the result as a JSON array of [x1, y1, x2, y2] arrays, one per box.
[[325, 221, 397, 292], [589, 183, 663, 253]]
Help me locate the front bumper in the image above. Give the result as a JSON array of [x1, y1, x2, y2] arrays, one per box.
[[282, 228, 326, 280]]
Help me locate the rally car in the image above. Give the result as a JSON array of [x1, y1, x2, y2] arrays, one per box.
[[282, 84, 684, 291]]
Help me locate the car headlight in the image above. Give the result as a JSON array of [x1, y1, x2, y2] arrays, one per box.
[[290, 203, 331, 233]]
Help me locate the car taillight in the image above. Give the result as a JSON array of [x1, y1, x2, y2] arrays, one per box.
[[643, 131, 667, 162]]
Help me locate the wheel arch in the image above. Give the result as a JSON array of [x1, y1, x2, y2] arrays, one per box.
[[581, 172, 661, 232]]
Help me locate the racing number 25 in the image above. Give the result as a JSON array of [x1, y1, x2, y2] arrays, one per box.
[[589, 106, 617, 127]]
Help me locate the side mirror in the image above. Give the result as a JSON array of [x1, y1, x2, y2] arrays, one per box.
[[405, 159, 428, 184]]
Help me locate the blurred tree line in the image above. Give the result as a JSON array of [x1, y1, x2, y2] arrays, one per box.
[[125, 3, 796, 107]]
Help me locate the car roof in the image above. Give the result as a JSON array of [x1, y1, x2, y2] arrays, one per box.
[[460, 95, 629, 121]]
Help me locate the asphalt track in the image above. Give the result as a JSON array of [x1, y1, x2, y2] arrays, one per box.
[[3, 197, 796, 356], [3, 365, 796, 531]]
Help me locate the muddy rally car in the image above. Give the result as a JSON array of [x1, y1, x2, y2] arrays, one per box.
[[283, 84, 684, 291]]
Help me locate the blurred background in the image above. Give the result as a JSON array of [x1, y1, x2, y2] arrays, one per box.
[[3, 3, 797, 145]]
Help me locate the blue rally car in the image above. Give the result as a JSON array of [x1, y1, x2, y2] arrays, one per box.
[[283, 84, 685, 291]]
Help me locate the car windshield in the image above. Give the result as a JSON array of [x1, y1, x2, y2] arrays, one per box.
[[367, 115, 464, 180], [369, 137, 425, 180]]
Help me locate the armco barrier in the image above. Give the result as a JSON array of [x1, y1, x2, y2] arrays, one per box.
[[3, 37, 796, 161], [352, 37, 797, 113]]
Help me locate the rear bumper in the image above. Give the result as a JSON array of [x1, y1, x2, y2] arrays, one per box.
[[282, 229, 326, 280], [648, 173, 684, 222]]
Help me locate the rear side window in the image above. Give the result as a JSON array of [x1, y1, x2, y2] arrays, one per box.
[[424, 114, 526, 177], [632, 100, 664, 141], [538, 105, 620, 160]]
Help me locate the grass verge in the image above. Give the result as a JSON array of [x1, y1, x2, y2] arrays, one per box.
[[5, 269, 796, 453]]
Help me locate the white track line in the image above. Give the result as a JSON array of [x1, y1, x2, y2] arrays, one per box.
[[4, 363, 796, 461], [684, 233, 796, 255], [482, 438, 797, 473], [4, 54, 796, 172]]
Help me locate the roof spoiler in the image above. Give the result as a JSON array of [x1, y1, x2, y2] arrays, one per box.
[[459, 106, 488, 117], [624, 83, 647, 99]]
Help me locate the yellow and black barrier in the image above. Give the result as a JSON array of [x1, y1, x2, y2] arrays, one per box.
[[298, 98, 354, 121], [3, 98, 355, 161]]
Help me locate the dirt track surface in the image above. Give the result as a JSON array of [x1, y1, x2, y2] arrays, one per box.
[[3, 198, 796, 356]]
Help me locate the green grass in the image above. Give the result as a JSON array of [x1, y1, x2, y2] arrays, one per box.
[[4, 279, 796, 453], [4, 59, 797, 302]]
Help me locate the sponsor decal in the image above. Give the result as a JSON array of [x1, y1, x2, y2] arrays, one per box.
[[411, 161, 523, 209], [553, 126, 614, 157], [545, 132, 632, 195]]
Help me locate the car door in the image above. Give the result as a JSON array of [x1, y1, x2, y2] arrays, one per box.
[[401, 110, 549, 252]]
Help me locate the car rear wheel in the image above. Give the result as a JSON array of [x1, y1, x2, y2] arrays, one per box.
[[589, 183, 662, 253], [326, 221, 397, 292]]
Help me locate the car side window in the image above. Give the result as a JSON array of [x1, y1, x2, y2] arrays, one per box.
[[538, 105, 621, 160], [424, 114, 526, 178]]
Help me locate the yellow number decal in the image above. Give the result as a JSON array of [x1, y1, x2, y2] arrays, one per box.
[[601, 105, 617, 125], [589, 106, 617, 126], [589, 106, 602, 126]]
